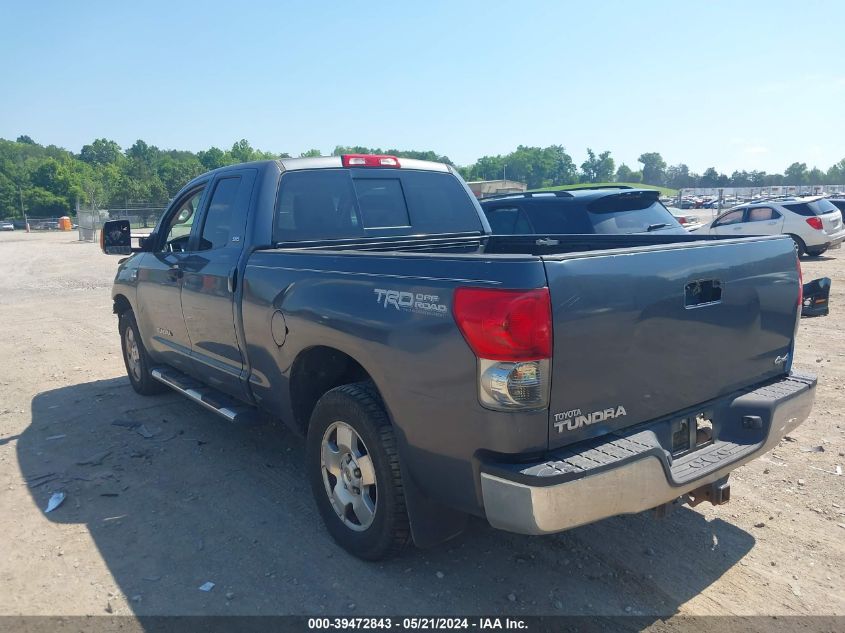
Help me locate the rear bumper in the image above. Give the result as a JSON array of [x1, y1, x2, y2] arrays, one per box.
[[479, 372, 816, 535], [809, 227, 845, 248]]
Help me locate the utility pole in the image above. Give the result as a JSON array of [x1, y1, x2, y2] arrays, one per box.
[[19, 184, 28, 229]]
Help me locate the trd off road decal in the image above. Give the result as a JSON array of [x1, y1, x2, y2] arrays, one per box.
[[374, 288, 448, 316]]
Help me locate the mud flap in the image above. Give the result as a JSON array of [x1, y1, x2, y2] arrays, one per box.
[[401, 466, 469, 548], [801, 277, 830, 318]]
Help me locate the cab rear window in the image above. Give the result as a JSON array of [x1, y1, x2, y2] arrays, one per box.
[[274, 169, 483, 242]]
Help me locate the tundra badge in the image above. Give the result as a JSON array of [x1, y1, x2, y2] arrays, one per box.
[[554, 405, 628, 433]]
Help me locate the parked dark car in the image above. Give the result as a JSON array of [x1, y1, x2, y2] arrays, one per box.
[[99, 157, 814, 560], [479, 187, 687, 237]]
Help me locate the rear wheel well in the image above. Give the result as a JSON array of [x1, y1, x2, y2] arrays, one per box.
[[289, 346, 377, 434], [786, 234, 806, 256], [113, 294, 132, 318]]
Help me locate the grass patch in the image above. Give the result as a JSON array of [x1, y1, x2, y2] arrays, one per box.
[[537, 182, 678, 197]]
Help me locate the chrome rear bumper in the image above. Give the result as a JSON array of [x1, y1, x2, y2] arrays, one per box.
[[480, 372, 816, 535]]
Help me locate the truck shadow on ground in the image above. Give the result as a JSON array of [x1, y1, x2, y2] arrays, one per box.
[[19, 377, 755, 620]]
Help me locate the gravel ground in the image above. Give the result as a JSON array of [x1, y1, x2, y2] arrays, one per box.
[[0, 230, 842, 621]]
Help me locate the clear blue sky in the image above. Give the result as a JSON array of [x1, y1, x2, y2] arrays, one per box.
[[2, 0, 843, 174]]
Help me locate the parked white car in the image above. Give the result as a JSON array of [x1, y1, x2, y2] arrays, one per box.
[[0, 221, 15, 231], [666, 207, 705, 232], [693, 196, 845, 256]]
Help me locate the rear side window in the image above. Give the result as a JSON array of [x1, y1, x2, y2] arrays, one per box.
[[274, 169, 482, 241], [831, 200, 845, 213], [747, 207, 780, 222], [484, 206, 534, 234], [517, 203, 593, 233], [199, 177, 241, 250], [783, 200, 838, 216]]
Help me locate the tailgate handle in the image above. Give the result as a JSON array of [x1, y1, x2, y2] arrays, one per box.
[[685, 280, 722, 308]]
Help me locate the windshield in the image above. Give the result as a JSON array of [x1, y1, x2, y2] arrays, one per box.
[[584, 194, 681, 234], [588, 201, 681, 233], [504, 196, 682, 235]]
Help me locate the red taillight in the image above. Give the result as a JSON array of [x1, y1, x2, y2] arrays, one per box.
[[806, 217, 823, 230], [453, 288, 552, 361], [677, 217, 687, 225], [341, 154, 401, 168]]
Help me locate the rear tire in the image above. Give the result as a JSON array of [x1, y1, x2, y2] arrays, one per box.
[[119, 309, 166, 396], [806, 246, 828, 257], [788, 235, 806, 257], [307, 382, 410, 560]]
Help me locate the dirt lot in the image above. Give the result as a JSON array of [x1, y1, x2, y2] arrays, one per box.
[[0, 230, 843, 621]]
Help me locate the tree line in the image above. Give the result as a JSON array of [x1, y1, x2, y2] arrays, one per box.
[[2, 135, 845, 218]]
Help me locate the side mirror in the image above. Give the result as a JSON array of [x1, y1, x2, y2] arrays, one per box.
[[801, 277, 831, 318], [100, 220, 131, 255]]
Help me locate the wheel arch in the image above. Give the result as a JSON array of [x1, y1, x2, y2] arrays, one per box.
[[112, 294, 133, 317], [289, 344, 469, 549], [785, 233, 806, 253], [289, 345, 383, 435]]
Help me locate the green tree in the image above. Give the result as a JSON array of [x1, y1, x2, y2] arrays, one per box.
[[580, 148, 614, 182], [80, 138, 123, 166], [230, 139, 255, 163], [665, 163, 692, 189], [748, 170, 766, 186], [637, 152, 666, 186], [784, 162, 809, 185], [700, 168, 720, 188], [197, 147, 232, 171], [615, 163, 633, 182], [807, 167, 825, 186]]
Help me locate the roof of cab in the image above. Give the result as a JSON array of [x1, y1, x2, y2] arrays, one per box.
[[181, 155, 452, 191]]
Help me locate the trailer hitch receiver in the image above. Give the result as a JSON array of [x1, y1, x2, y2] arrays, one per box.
[[686, 477, 731, 507]]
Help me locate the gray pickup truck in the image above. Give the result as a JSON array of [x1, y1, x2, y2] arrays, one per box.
[[101, 155, 816, 560]]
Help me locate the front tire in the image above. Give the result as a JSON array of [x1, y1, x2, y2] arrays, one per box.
[[307, 382, 410, 560], [119, 310, 166, 395]]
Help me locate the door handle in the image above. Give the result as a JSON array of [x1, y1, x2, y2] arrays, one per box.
[[167, 265, 183, 280]]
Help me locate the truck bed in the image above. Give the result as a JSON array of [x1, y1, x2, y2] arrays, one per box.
[[249, 232, 800, 452]]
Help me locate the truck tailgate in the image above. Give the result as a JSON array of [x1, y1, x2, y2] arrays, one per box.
[[542, 236, 800, 449]]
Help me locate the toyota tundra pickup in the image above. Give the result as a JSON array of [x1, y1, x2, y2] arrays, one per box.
[[101, 155, 816, 560]]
